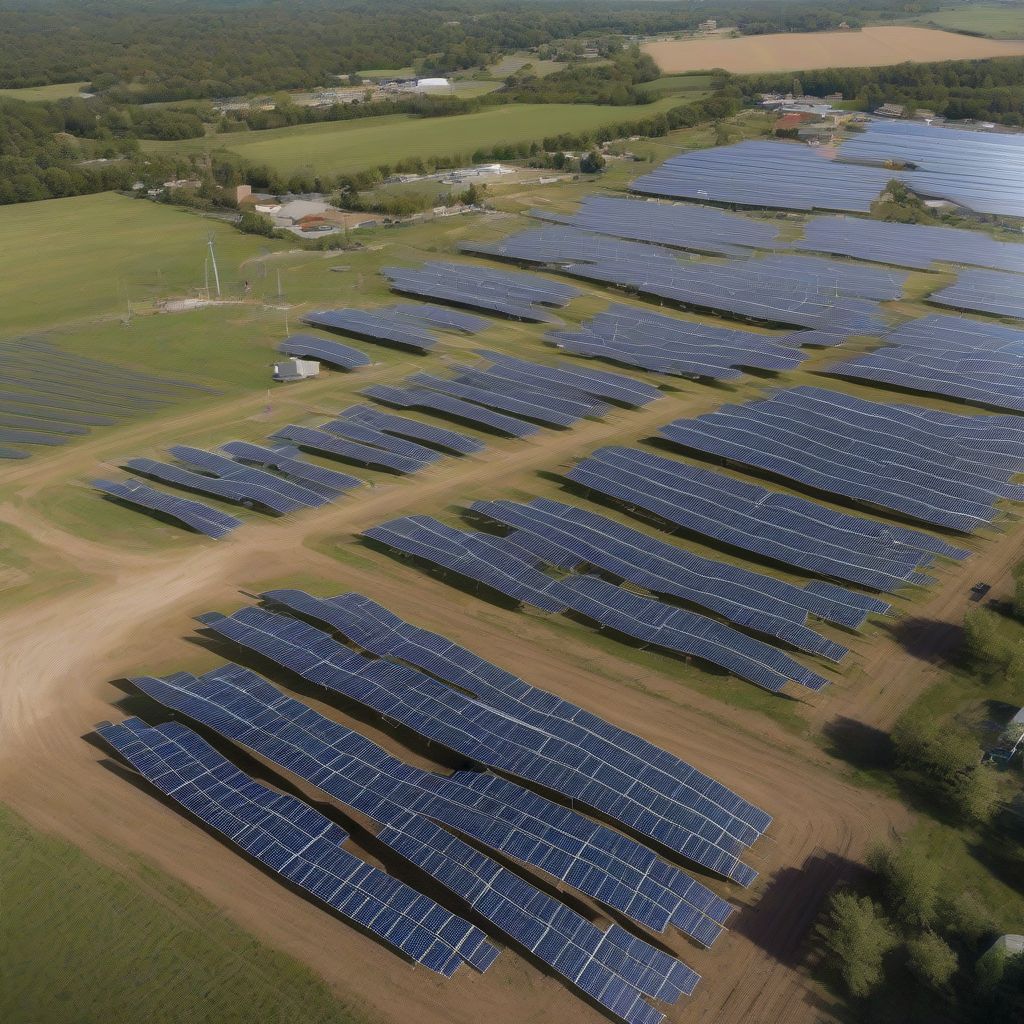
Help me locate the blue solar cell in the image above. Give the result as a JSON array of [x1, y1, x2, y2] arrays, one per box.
[[93, 478, 241, 537], [278, 333, 372, 368], [363, 384, 541, 437], [97, 717, 497, 977], [219, 440, 363, 495], [334, 405, 486, 454], [929, 269, 1024, 320], [270, 424, 430, 474]]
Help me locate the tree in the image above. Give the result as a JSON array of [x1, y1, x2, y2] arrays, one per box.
[[939, 889, 995, 945], [868, 843, 939, 928], [907, 932, 957, 989], [580, 150, 605, 173], [951, 763, 1002, 825], [237, 211, 276, 237], [818, 891, 897, 997]]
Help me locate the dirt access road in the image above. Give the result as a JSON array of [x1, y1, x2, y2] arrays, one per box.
[[2, 377, 1013, 1024]]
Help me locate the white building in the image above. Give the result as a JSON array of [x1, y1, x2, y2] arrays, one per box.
[[414, 77, 451, 91], [273, 358, 320, 382]]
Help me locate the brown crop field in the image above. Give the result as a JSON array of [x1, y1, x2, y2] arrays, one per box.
[[644, 25, 1024, 74]]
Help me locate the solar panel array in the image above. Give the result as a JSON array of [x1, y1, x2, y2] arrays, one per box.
[[0, 339, 206, 460], [97, 717, 498, 977], [364, 514, 831, 693], [629, 140, 893, 213], [463, 226, 895, 332], [219, 440, 363, 496], [837, 120, 1024, 218], [278, 333, 371, 369], [330, 404, 486, 454], [657, 386, 1024, 532], [132, 664, 699, 1024], [471, 496, 882, 657], [548, 304, 809, 380], [383, 262, 579, 322], [92, 478, 241, 538], [566, 446, 968, 590], [195, 604, 747, 925], [794, 215, 1024, 274], [530, 195, 781, 257], [929, 268, 1024, 320], [825, 315, 1024, 413], [270, 424, 432, 474], [124, 456, 309, 515], [263, 588, 771, 835]]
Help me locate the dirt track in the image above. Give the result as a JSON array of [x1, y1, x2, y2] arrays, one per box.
[[3, 374, 1017, 1023]]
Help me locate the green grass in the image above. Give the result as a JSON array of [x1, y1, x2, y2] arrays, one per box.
[[0, 193, 288, 334], [636, 74, 714, 98], [140, 100, 683, 177], [0, 805, 374, 1024], [356, 67, 415, 79], [485, 53, 566, 79], [909, 4, 1024, 38], [0, 81, 89, 102]]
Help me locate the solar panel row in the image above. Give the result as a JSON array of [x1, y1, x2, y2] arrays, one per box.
[[657, 386, 1024, 533], [332, 405, 486, 454], [219, 440, 363, 496], [199, 599, 756, 900], [271, 424, 432, 474], [462, 227, 895, 332], [565, 446, 967, 591], [97, 718, 498, 977], [131, 664, 698, 1023], [929, 268, 1024, 321], [92, 478, 241, 538], [384, 262, 578, 322], [279, 333, 372, 369]]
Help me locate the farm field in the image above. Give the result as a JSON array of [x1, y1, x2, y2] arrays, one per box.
[[5, 110, 1024, 1024], [908, 4, 1024, 38], [643, 25, 1024, 73], [140, 98, 682, 176], [0, 80, 89, 102], [0, 806, 373, 1024]]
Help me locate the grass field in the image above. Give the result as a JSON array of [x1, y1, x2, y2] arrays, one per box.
[[643, 25, 1024, 73], [0, 81, 89, 102], [910, 4, 1024, 38], [636, 73, 713, 99], [0, 805, 372, 1024], [140, 99, 682, 177], [0, 193, 287, 335]]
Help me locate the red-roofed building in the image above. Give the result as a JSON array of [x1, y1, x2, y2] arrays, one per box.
[[774, 112, 816, 134]]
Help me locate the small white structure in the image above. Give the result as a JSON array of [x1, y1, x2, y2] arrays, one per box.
[[273, 357, 320, 382], [414, 77, 451, 92]]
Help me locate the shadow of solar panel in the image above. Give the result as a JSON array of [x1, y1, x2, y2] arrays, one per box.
[[565, 446, 966, 590], [92, 478, 241, 537], [132, 665, 700, 1021], [97, 718, 498, 976], [199, 601, 752, 907]]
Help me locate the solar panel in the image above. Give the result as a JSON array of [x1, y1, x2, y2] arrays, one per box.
[[929, 269, 1024, 320], [657, 386, 1024, 532], [565, 446, 967, 590], [219, 440, 363, 495], [462, 227, 895, 332], [362, 384, 541, 437], [530, 195, 781, 256], [320, 418, 445, 463], [263, 587, 772, 837], [97, 717, 498, 977], [124, 456, 307, 515], [200, 600, 755, 906], [132, 665, 699, 1022], [168, 445, 332, 508], [333, 405, 486, 454], [92, 478, 241, 537], [278, 333, 372, 369], [364, 515, 569, 612], [302, 311, 438, 353], [270, 424, 430, 474], [630, 139, 892, 212]]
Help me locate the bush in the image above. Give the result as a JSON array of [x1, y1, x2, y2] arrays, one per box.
[[237, 211, 277, 237], [868, 843, 938, 928], [907, 932, 958, 989]]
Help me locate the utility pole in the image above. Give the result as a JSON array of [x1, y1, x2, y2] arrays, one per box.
[[207, 236, 222, 298], [276, 268, 282, 298], [204, 257, 210, 299]]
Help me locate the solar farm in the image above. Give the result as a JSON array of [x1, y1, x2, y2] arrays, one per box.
[[5, 114, 1024, 1024]]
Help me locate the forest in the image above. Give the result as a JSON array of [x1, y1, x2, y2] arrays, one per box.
[[740, 56, 1024, 125], [0, 0, 941, 102]]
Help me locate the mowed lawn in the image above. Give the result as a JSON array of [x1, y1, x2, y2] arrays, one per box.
[[0, 193, 284, 334], [140, 99, 681, 177], [0, 81, 89, 102], [643, 25, 1024, 73], [0, 806, 371, 1024], [912, 4, 1024, 38]]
